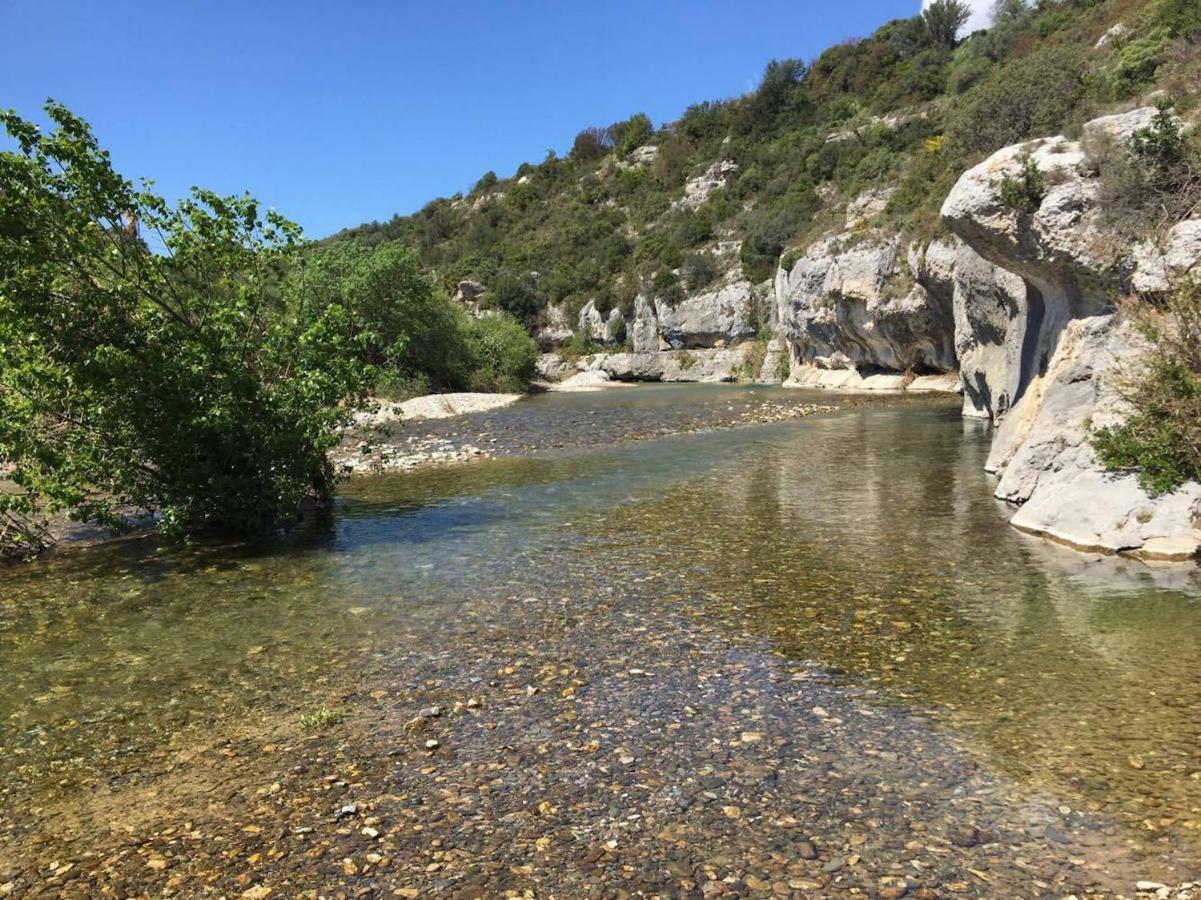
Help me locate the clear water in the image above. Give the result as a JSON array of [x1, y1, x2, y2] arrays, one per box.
[[3, 384, 1200, 878]]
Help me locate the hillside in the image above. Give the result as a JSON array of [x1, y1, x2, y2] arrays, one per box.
[[331, 0, 1199, 344], [326, 0, 1201, 560]]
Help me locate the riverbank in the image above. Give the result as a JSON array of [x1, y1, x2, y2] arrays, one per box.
[[333, 384, 842, 475]]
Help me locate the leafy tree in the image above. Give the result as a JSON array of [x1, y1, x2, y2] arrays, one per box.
[[464, 314, 539, 392], [1128, 98, 1191, 184], [571, 127, 613, 162], [922, 0, 972, 47], [0, 102, 370, 552], [612, 113, 654, 157], [297, 242, 471, 388], [735, 59, 807, 134], [488, 272, 541, 320], [989, 0, 1027, 26], [470, 170, 498, 196]]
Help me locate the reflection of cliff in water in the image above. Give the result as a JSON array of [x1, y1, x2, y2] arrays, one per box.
[[603, 403, 1201, 849]]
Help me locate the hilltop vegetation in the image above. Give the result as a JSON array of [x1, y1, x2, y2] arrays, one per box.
[[334, 0, 1201, 327]]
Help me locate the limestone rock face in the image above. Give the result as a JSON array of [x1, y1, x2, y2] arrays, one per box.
[[757, 337, 787, 385], [535, 352, 572, 381], [581, 347, 752, 383], [998, 315, 1201, 559], [578, 300, 625, 345], [630, 295, 659, 354], [1131, 220, 1201, 294], [535, 303, 573, 350], [845, 187, 894, 229], [940, 108, 1201, 560], [921, 238, 1028, 420], [454, 279, 487, 303], [776, 234, 956, 377], [654, 274, 757, 350], [678, 160, 738, 210], [628, 144, 659, 166]]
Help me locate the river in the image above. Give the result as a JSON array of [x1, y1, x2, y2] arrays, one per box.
[[2, 385, 1199, 897]]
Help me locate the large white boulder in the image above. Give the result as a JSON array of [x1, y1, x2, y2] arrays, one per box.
[[941, 108, 1201, 560], [534, 303, 573, 349]]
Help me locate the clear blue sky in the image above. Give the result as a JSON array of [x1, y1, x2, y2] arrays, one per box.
[[4, 0, 927, 238]]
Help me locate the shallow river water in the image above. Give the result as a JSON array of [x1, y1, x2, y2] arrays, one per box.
[[2, 385, 1200, 897]]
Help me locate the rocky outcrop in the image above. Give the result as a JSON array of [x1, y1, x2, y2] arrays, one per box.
[[535, 303, 573, 350], [940, 108, 1201, 561], [453, 279, 487, 303], [582, 347, 753, 383], [654, 274, 758, 349], [630, 296, 659, 354], [538, 347, 754, 384], [678, 160, 738, 210], [537, 267, 764, 383], [775, 234, 957, 386], [767, 106, 1200, 560], [578, 300, 625, 345], [845, 187, 894, 229], [1132, 219, 1201, 293], [757, 337, 788, 385]]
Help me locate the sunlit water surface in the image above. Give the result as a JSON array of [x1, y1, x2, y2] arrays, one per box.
[[3, 385, 1200, 865]]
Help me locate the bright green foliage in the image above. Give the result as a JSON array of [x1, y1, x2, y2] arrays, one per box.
[[614, 113, 654, 157], [997, 151, 1046, 212], [1092, 283, 1201, 496], [1110, 0, 1201, 95], [464, 314, 540, 392], [297, 243, 538, 397], [0, 102, 371, 550], [1128, 98, 1192, 183], [296, 242, 461, 378]]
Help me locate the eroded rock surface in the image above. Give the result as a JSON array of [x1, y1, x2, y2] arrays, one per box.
[[775, 234, 957, 383], [940, 109, 1201, 560]]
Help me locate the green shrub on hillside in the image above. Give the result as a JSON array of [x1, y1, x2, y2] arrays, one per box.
[[683, 252, 721, 290], [949, 46, 1089, 154], [464, 314, 540, 392], [1092, 97, 1201, 240], [1092, 283, 1201, 496], [997, 151, 1046, 213]]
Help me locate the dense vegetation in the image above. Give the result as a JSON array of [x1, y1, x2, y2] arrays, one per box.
[[333, 0, 1201, 323], [0, 104, 536, 558]]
